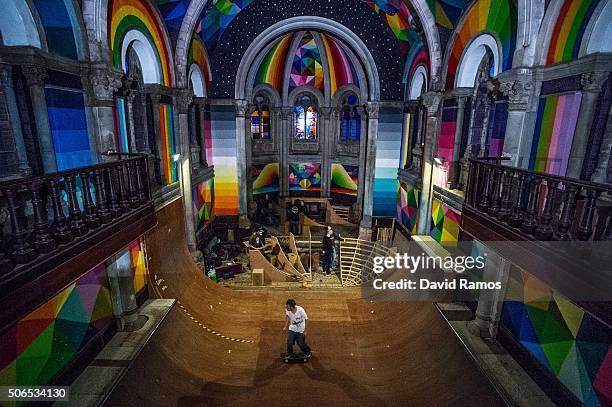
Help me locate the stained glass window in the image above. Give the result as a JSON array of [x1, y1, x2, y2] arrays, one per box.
[[251, 95, 271, 139], [294, 102, 317, 140], [340, 93, 360, 141]]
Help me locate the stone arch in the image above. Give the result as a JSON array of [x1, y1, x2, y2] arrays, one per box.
[[533, 0, 567, 65], [408, 64, 427, 100], [252, 83, 281, 107], [580, 0, 612, 56], [332, 84, 362, 107], [120, 29, 162, 84], [189, 64, 206, 97], [455, 33, 501, 88], [288, 86, 325, 108], [0, 0, 43, 48]]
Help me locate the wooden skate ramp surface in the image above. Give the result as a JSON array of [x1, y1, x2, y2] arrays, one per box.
[[105, 198, 503, 406]]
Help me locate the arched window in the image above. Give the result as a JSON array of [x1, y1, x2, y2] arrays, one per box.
[[340, 93, 361, 141], [251, 94, 270, 140], [294, 94, 317, 140]]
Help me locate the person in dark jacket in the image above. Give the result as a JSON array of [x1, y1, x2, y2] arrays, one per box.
[[288, 199, 301, 235], [322, 227, 335, 275]]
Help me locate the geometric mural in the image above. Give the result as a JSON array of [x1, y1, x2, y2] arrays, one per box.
[[192, 178, 215, 232], [501, 268, 612, 407], [252, 163, 280, 195], [289, 163, 321, 194], [129, 239, 148, 297], [396, 181, 419, 234], [330, 164, 358, 198], [0, 265, 113, 387], [289, 32, 324, 93], [430, 198, 460, 245]]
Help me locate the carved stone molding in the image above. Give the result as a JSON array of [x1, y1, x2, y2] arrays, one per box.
[[420, 91, 443, 116], [175, 90, 194, 114], [336, 141, 360, 157], [22, 65, 47, 88], [499, 78, 534, 111], [319, 107, 333, 119], [234, 99, 249, 118], [149, 93, 162, 105], [365, 102, 379, 119], [581, 71, 608, 93]]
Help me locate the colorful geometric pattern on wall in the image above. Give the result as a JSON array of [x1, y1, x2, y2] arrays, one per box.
[[45, 88, 92, 171], [255, 34, 294, 95], [320, 33, 360, 95], [109, 0, 173, 86], [289, 163, 321, 194], [331, 164, 358, 198], [396, 181, 419, 234], [430, 198, 460, 245], [159, 103, 178, 184], [192, 178, 215, 232], [425, 0, 467, 29], [210, 105, 239, 215], [436, 106, 458, 186], [198, 0, 255, 50], [289, 32, 324, 93], [446, 0, 517, 88], [188, 36, 212, 92], [252, 163, 279, 195], [156, 0, 190, 40], [32, 0, 79, 59], [529, 92, 582, 176], [0, 264, 113, 387], [129, 239, 147, 296], [546, 0, 600, 64], [501, 269, 612, 406], [374, 107, 403, 217]]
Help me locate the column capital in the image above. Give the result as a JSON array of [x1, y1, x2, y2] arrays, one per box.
[[499, 78, 534, 111], [175, 90, 194, 114], [421, 91, 443, 116], [149, 93, 162, 104], [319, 107, 333, 118], [193, 97, 208, 107], [0, 64, 13, 88], [365, 101, 379, 119], [581, 71, 608, 93], [281, 106, 294, 118], [234, 99, 249, 117], [456, 95, 468, 109], [22, 65, 47, 87], [89, 67, 123, 105]]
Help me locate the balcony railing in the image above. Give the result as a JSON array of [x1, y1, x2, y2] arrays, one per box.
[[465, 159, 612, 241], [0, 154, 155, 306]]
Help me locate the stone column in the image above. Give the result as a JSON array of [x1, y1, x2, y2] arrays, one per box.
[[591, 102, 612, 183], [106, 248, 139, 330], [245, 104, 254, 214], [450, 95, 468, 188], [0, 64, 31, 176], [22, 66, 56, 173], [279, 107, 293, 231], [416, 91, 443, 235], [499, 72, 536, 169], [234, 99, 250, 228], [194, 98, 208, 166], [320, 107, 333, 198], [87, 67, 123, 159], [356, 106, 367, 216], [566, 72, 608, 179], [175, 90, 197, 251], [359, 102, 380, 240], [149, 93, 164, 185]]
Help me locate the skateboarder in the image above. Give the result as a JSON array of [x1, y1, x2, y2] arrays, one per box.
[[283, 299, 311, 356]]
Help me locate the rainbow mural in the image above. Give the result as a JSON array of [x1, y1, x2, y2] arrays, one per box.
[[188, 37, 212, 92], [436, 106, 458, 186], [397, 181, 419, 234], [430, 198, 461, 245], [446, 0, 517, 89], [501, 268, 612, 406], [252, 163, 280, 195], [331, 164, 358, 197], [109, 0, 173, 86], [374, 107, 404, 217], [210, 105, 239, 215], [255, 34, 294, 94], [546, 0, 600, 64], [159, 103, 178, 184], [0, 264, 113, 387], [320, 34, 360, 95], [192, 178, 214, 232], [529, 92, 582, 175], [289, 33, 324, 92]]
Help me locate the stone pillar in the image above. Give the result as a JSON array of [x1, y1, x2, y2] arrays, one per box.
[[106, 248, 139, 330], [356, 106, 367, 216], [566, 72, 608, 179], [499, 72, 536, 169], [234, 99, 250, 228], [416, 91, 443, 235], [320, 107, 333, 198], [592, 102, 612, 183], [0, 64, 31, 176], [87, 67, 123, 159], [245, 104, 254, 215], [450, 96, 468, 188], [22, 66, 56, 173], [149, 93, 164, 185], [359, 102, 380, 240], [279, 107, 293, 231], [470, 241, 511, 338], [194, 98, 208, 166], [176, 90, 197, 251]]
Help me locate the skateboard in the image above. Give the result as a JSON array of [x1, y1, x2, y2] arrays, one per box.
[[280, 352, 311, 363]]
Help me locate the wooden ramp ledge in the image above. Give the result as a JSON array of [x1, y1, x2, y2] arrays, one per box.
[[288, 233, 311, 280], [248, 249, 294, 283]]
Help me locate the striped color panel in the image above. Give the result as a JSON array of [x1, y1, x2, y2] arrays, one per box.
[[159, 103, 177, 184], [373, 107, 403, 217]]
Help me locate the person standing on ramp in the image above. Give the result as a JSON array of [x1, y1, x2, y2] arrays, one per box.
[[283, 299, 311, 356]]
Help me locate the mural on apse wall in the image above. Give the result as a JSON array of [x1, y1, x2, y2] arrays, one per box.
[[425, 0, 467, 29], [436, 105, 458, 187], [45, 88, 92, 171], [397, 181, 419, 234], [330, 164, 358, 198], [160, 103, 178, 184], [430, 199, 461, 245], [210, 105, 239, 215], [546, 0, 600, 64], [188, 37, 213, 92], [0, 265, 113, 387], [289, 163, 321, 194], [255, 34, 294, 94], [252, 163, 280, 195], [156, 0, 190, 39], [289, 32, 324, 93], [373, 107, 403, 217], [320, 33, 360, 95], [529, 92, 582, 176], [32, 0, 79, 59], [192, 178, 215, 232], [445, 0, 517, 88], [197, 0, 255, 49], [501, 268, 612, 406], [109, 0, 174, 87]]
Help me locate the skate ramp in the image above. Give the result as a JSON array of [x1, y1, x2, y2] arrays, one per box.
[[105, 197, 503, 406]]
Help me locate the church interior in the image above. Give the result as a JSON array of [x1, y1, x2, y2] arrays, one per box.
[[0, 0, 611, 405]]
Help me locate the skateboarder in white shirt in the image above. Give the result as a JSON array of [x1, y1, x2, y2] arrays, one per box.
[[283, 299, 311, 356]]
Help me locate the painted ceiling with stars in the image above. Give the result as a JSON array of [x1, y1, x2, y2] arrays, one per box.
[[155, 0, 473, 99]]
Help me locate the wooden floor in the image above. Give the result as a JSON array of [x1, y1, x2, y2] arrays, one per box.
[[104, 198, 504, 406]]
